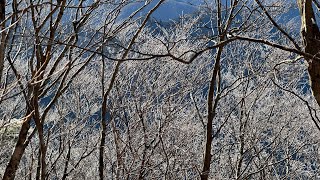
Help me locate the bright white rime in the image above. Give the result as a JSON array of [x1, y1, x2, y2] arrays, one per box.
[[0, 1, 320, 180]]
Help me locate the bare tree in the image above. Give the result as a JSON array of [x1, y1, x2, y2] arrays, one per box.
[[1, 0, 320, 179]]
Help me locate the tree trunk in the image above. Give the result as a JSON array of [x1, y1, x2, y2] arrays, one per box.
[[297, 0, 320, 104], [201, 46, 223, 180], [0, 0, 5, 85], [3, 112, 33, 180]]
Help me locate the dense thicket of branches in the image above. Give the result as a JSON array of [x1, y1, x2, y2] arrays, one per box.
[[1, 0, 320, 179]]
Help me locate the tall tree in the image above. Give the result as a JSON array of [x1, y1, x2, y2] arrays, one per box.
[[297, 0, 320, 105], [0, 0, 6, 84]]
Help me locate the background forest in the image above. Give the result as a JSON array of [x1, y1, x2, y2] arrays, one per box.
[[1, 0, 320, 179]]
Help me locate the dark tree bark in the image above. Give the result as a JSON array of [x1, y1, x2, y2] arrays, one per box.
[[200, 47, 222, 180], [0, 0, 5, 21], [297, 0, 320, 105], [0, 0, 5, 84], [3, 112, 34, 180]]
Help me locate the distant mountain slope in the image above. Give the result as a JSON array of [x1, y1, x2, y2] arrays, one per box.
[[118, 0, 303, 28], [118, 0, 203, 21]]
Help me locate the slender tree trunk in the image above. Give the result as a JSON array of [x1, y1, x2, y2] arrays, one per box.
[[201, 46, 223, 180], [297, 0, 320, 104], [99, 96, 108, 180], [61, 140, 71, 180], [0, 0, 5, 85], [3, 112, 34, 180]]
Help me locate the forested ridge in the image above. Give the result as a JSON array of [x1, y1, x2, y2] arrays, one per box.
[[1, 0, 320, 179]]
